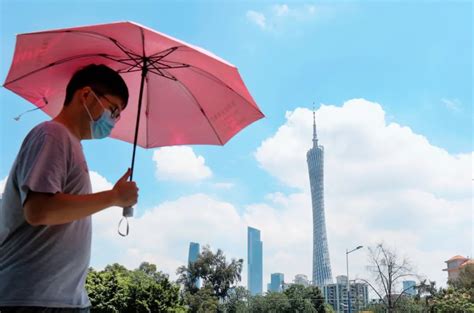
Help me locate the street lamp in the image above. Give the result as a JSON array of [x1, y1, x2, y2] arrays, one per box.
[[346, 245, 363, 313]]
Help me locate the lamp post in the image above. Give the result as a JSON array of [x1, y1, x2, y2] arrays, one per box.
[[346, 245, 363, 313]]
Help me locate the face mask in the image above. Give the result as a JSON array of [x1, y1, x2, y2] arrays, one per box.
[[83, 91, 117, 139]]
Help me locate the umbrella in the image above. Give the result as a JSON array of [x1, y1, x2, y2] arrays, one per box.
[[3, 21, 264, 234]]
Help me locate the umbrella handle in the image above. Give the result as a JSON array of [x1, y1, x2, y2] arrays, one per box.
[[123, 206, 134, 217]]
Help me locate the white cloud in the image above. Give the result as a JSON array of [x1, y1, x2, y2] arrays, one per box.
[[248, 4, 321, 32], [213, 182, 235, 189], [246, 10, 267, 29], [441, 98, 462, 112], [152, 146, 212, 182], [273, 4, 289, 16]]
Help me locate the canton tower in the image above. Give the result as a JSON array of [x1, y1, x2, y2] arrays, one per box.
[[306, 109, 333, 286]]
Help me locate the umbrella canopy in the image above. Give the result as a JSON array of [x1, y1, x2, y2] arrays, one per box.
[[4, 21, 264, 230], [3, 21, 264, 148]]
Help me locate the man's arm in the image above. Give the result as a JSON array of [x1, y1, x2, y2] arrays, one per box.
[[24, 168, 138, 226]]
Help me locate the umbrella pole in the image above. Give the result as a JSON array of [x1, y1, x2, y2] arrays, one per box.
[[123, 60, 148, 218]]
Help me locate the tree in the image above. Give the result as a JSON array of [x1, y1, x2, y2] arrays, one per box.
[[221, 286, 250, 313], [177, 245, 243, 301], [183, 285, 219, 313], [284, 284, 325, 313], [431, 287, 474, 312], [360, 243, 418, 313], [86, 262, 185, 313], [248, 292, 290, 313]]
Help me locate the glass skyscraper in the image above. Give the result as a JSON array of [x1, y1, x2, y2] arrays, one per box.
[[307, 111, 333, 286], [188, 242, 201, 288], [248, 226, 263, 295], [268, 273, 284, 292]]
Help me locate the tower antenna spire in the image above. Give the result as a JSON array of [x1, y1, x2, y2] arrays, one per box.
[[313, 102, 318, 147]]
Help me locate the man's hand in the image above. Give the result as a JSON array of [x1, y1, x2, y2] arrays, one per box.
[[112, 168, 139, 208]]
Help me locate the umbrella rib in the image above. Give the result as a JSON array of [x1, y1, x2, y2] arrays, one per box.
[[4, 53, 124, 86], [149, 62, 177, 81], [149, 46, 181, 59], [169, 74, 224, 145]]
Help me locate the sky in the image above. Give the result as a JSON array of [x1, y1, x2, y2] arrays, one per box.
[[0, 0, 472, 295]]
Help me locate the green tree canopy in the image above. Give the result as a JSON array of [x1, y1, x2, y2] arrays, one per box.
[[177, 245, 243, 301], [86, 262, 185, 313]]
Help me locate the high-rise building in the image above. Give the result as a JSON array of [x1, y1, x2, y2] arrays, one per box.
[[323, 275, 369, 313], [307, 110, 333, 286], [188, 242, 201, 288], [248, 226, 263, 295], [268, 273, 284, 292], [402, 280, 416, 296]]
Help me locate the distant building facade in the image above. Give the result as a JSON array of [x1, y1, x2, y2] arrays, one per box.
[[248, 226, 263, 295], [294, 274, 311, 287], [268, 273, 284, 292], [307, 110, 333, 286], [323, 275, 369, 313], [443, 255, 473, 282], [188, 242, 201, 288], [403, 280, 416, 296]]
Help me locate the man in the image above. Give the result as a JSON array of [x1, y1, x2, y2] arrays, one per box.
[[0, 64, 139, 312]]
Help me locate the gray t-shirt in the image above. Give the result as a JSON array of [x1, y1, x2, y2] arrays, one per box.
[[0, 121, 92, 308]]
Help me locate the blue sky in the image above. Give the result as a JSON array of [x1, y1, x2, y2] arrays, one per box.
[[0, 1, 472, 292]]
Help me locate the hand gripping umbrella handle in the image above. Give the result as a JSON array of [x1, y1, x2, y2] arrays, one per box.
[[118, 206, 133, 237], [123, 206, 134, 217]]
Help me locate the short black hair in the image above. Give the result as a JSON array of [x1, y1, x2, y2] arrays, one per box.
[[64, 64, 129, 108]]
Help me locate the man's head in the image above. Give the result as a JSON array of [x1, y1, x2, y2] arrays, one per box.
[[60, 64, 129, 139], [64, 64, 128, 108]]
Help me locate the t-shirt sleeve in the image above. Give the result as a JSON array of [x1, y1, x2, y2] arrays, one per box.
[[16, 131, 68, 206]]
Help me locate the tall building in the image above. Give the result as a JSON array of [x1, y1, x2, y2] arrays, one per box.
[[323, 275, 369, 313], [403, 280, 416, 296], [248, 226, 263, 295], [307, 110, 333, 286], [188, 242, 201, 288], [268, 273, 284, 292]]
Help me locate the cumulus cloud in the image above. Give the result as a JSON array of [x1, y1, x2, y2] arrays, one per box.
[[247, 4, 319, 32], [152, 146, 212, 182], [213, 182, 235, 189], [441, 98, 462, 112], [273, 4, 289, 17], [246, 10, 267, 29]]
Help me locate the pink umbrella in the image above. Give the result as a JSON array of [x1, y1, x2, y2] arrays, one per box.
[[3, 21, 264, 231]]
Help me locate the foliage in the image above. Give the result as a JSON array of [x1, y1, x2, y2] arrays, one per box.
[[220, 286, 250, 313], [183, 285, 219, 313], [86, 262, 185, 313], [247, 292, 290, 313], [177, 245, 243, 301], [431, 287, 474, 312], [242, 285, 325, 313], [284, 284, 325, 313]]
